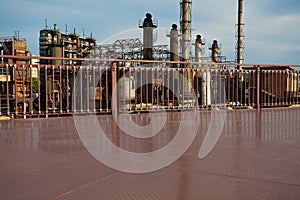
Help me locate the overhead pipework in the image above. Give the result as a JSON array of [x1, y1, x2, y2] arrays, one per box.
[[180, 0, 192, 63]]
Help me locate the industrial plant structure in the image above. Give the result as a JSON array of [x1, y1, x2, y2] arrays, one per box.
[[0, 0, 245, 66], [39, 24, 96, 65], [0, 0, 299, 118], [0, 36, 30, 64], [0, 36, 33, 114]]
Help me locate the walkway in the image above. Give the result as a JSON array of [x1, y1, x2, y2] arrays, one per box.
[[0, 107, 300, 199]]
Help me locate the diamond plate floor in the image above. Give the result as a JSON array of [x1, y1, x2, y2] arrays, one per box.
[[0, 107, 300, 200]]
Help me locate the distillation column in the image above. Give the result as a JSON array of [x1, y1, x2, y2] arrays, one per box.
[[195, 35, 203, 64], [211, 40, 219, 63], [169, 24, 179, 102], [170, 24, 179, 65], [195, 35, 211, 106], [139, 13, 157, 61], [139, 13, 157, 103]]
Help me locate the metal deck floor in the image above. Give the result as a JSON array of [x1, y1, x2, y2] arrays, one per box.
[[1, 108, 300, 200]]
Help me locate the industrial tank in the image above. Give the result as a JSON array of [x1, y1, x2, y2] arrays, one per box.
[[118, 76, 136, 102]]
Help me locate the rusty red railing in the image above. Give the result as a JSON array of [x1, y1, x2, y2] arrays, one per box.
[[0, 56, 299, 118]]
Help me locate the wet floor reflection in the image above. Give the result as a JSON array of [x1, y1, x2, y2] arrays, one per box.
[[0, 108, 300, 199], [0, 118, 84, 154], [196, 107, 300, 188], [0, 108, 299, 155]]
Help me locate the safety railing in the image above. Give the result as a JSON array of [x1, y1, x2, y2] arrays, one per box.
[[0, 55, 299, 118], [0, 64, 114, 118]]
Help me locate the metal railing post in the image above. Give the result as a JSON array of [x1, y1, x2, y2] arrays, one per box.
[[112, 62, 119, 114], [256, 65, 261, 109]]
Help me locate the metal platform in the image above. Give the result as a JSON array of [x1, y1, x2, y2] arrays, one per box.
[[0, 107, 300, 199]]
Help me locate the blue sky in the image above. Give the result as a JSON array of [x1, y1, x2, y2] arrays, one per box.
[[1, 0, 300, 65]]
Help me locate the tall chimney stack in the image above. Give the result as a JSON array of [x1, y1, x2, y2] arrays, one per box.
[[236, 0, 244, 68], [180, 0, 192, 63], [169, 24, 179, 67], [139, 13, 157, 61], [180, 0, 193, 97]]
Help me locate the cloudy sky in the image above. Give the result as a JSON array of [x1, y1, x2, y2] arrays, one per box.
[[1, 0, 300, 65]]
